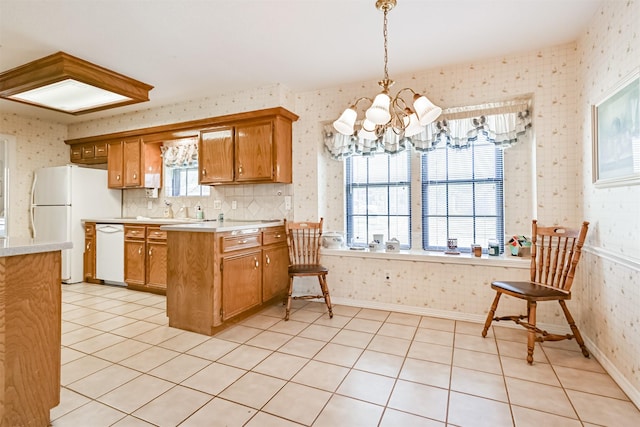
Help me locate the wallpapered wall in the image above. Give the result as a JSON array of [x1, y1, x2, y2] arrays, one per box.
[[0, 116, 68, 238], [577, 0, 640, 404]]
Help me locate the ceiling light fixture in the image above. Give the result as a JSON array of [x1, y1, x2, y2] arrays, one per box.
[[0, 51, 153, 115], [333, 0, 442, 139]]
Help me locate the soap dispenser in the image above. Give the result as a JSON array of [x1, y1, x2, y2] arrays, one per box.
[[163, 201, 174, 219], [195, 204, 204, 220]]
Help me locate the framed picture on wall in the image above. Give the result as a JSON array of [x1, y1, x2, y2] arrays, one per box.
[[592, 69, 640, 187]]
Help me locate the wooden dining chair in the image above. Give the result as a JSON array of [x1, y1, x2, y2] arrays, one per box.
[[481, 219, 590, 364], [283, 218, 333, 321]]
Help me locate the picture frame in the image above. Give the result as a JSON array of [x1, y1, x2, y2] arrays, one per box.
[[592, 69, 640, 187]]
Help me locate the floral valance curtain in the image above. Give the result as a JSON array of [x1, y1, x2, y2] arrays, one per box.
[[324, 98, 532, 159], [161, 138, 198, 167]]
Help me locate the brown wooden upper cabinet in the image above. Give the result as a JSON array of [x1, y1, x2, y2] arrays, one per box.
[[199, 115, 294, 185], [65, 107, 298, 187], [108, 138, 162, 189], [70, 141, 108, 165]]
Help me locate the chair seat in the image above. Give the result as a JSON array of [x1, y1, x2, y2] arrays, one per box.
[[289, 264, 328, 275], [491, 281, 570, 300]]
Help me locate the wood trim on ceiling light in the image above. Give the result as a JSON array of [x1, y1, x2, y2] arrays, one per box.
[[0, 51, 153, 115]]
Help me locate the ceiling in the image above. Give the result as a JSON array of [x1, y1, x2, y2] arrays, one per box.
[[0, 0, 604, 125]]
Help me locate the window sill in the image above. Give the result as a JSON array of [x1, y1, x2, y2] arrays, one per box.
[[320, 247, 530, 268]]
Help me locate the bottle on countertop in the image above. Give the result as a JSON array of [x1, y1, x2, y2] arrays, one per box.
[[195, 205, 204, 220], [164, 201, 174, 219]]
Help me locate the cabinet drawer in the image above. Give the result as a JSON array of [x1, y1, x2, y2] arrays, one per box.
[[82, 144, 95, 159], [125, 226, 146, 239], [221, 234, 261, 252], [263, 227, 286, 245], [95, 142, 108, 158], [85, 223, 95, 236], [70, 146, 82, 161], [146, 227, 167, 240]]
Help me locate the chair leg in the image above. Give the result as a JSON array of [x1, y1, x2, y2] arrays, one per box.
[[482, 292, 501, 337], [559, 300, 589, 358], [318, 274, 333, 318], [527, 301, 537, 364], [285, 276, 294, 321]]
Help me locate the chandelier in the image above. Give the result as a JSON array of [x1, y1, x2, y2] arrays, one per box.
[[333, 0, 442, 140]]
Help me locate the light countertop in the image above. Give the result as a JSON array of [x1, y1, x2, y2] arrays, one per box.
[[160, 220, 283, 233], [0, 238, 72, 258], [82, 217, 206, 225]]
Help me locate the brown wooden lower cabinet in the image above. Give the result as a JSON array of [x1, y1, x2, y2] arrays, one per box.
[[1, 250, 62, 427], [83, 222, 99, 283], [125, 225, 167, 294], [166, 225, 288, 335], [84, 222, 167, 294]]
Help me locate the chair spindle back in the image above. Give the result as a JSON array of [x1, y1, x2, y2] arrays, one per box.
[[285, 218, 324, 267], [530, 219, 589, 291]]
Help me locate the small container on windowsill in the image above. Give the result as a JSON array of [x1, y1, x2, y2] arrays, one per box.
[[488, 239, 500, 256]]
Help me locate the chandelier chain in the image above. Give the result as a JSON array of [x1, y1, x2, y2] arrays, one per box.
[[383, 7, 389, 83]]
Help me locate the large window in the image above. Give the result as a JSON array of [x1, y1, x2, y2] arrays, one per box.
[[346, 150, 411, 248], [421, 133, 504, 253]]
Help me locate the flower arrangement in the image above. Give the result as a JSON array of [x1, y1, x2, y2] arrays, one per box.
[[508, 235, 532, 256]]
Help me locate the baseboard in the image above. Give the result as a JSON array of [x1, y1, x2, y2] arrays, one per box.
[[583, 335, 640, 409], [329, 296, 571, 335]]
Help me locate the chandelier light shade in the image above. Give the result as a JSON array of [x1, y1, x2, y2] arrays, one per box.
[[333, 0, 442, 139], [0, 51, 153, 115]]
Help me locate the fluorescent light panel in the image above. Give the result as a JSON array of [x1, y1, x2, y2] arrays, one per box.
[[10, 79, 132, 113]]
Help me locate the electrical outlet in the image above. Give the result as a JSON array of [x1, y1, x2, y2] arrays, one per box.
[[213, 200, 222, 210], [147, 200, 153, 210], [284, 196, 291, 210], [231, 200, 237, 210]]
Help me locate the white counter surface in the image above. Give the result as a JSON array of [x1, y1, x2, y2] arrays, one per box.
[[160, 220, 283, 233], [0, 238, 72, 257], [82, 217, 206, 225]]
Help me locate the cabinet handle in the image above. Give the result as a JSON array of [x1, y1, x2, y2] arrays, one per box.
[[238, 165, 243, 175], [266, 255, 270, 265], [116, 174, 121, 181], [240, 239, 248, 244], [202, 168, 207, 176], [275, 234, 281, 238], [254, 257, 259, 268], [149, 248, 153, 256], [138, 247, 142, 255], [133, 173, 137, 179], [86, 241, 91, 250]]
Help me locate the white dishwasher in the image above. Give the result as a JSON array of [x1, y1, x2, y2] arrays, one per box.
[[96, 223, 126, 286]]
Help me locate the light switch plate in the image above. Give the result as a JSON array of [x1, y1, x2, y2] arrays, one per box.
[[284, 196, 291, 210], [232, 200, 237, 210], [213, 200, 222, 210]]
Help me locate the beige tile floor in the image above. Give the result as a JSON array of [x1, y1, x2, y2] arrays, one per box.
[[51, 282, 640, 427]]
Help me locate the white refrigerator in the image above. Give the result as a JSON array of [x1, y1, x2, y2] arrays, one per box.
[[30, 165, 122, 283]]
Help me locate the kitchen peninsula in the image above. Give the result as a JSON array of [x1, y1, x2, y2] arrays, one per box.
[[162, 220, 288, 335], [0, 239, 71, 427]]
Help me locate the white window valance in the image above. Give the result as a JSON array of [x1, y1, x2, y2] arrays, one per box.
[[324, 98, 532, 159], [161, 138, 198, 167]]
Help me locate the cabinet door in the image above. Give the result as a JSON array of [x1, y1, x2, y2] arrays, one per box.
[[107, 141, 124, 188], [124, 138, 142, 187], [199, 127, 234, 184], [84, 225, 96, 281], [236, 121, 273, 182], [262, 244, 289, 302], [124, 240, 145, 285], [146, 241, 167, 290], [221, 249, 262, 320]]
